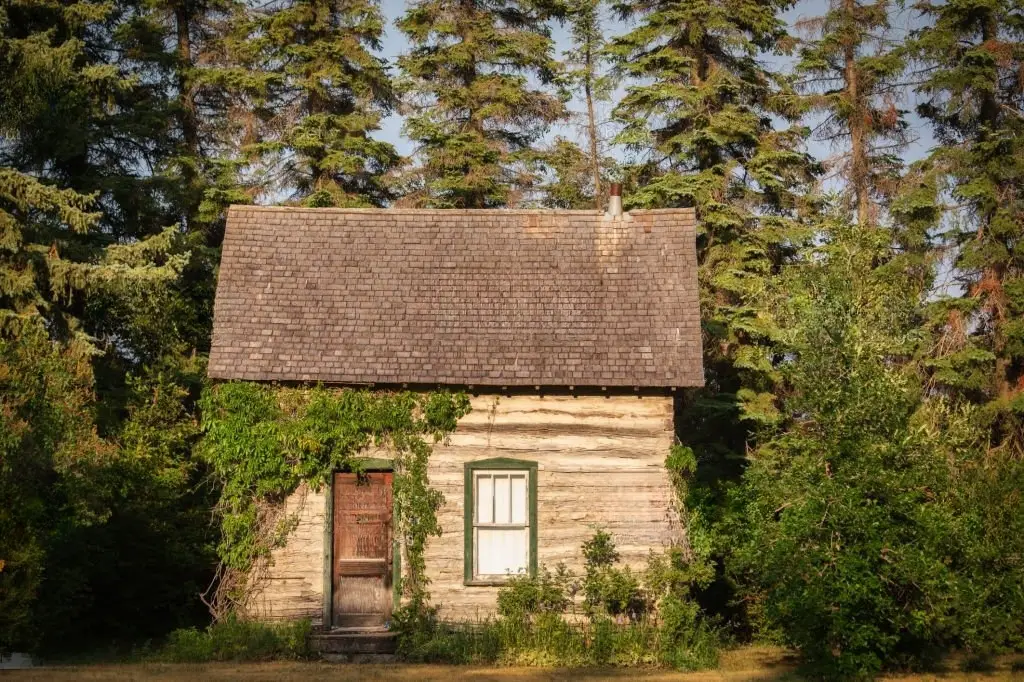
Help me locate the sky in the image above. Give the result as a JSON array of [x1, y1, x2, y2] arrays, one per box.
[[372, 0, 936, 174]]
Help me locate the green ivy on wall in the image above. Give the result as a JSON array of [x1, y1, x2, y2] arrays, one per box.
[[198, 382, 470, 616]]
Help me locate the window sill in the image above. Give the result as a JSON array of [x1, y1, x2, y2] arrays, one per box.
[[463, 578, 521, 587]]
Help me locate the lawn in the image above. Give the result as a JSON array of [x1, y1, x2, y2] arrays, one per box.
[[4, 647, 1022, 681]]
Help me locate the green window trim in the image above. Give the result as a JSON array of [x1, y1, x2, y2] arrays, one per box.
[[463, 457, 538, 586]]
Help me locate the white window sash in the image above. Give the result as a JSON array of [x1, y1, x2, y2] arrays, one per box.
[[473, 470, 530, 579]]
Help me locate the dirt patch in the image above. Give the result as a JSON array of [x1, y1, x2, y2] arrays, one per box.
[[6, 647, 1021, 682]]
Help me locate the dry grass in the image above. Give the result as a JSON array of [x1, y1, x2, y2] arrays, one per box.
[[4, 647, 1021, 681]]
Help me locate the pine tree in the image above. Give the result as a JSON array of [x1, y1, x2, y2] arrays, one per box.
[[564, 0, 610, 209], [1, 0, 186, 336], [0, 0, 208, 651], [793, 0, 907, 226], [910, 0, 1024, 453], [244, 0, 398, 207], [608, 0, 818, 430], [538, 137, 598, 209], [120, 0, 257, 233], [397, 0, 568, 208]]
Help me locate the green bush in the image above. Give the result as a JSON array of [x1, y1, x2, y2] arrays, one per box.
[[158, 617, 311, 662], [729, 260, 1024, 679], [496, 564, 574, 620], [396, 530, 720, 670]]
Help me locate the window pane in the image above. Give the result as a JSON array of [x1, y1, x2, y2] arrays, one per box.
[[477, 527, 528, 576], [476, 474, 493, 524], [493, 474, 511, 524], [510, 474, 527, 524]]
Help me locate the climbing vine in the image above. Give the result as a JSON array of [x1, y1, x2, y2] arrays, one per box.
[[198, 382, 470, 618]]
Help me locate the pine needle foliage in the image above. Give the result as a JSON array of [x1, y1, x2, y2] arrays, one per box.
[[245, 0, 399, 208], [608, 0, 819, 425], [397, 0, 568, 208], [909, 0, 1024, 455], [793, 0, 908, 226]]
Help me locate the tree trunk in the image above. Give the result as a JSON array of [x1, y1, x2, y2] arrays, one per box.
[[978, 14, 1010, 399], [584, 47, 601, 211], [175, 3, 199, 156], [844, 0, 870, 227], [175, 2, 200, 227]]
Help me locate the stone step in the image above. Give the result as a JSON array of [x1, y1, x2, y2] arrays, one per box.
[[311, 628, 397, 656]]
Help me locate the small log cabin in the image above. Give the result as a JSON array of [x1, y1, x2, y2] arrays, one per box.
[[207, 199, 704, 628]]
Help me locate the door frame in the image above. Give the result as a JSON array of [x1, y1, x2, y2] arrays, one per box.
[[322, 459, 400, 629]]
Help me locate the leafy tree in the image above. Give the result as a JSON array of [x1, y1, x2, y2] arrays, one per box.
[[244, 0, 399, 207], [0, 323, 113, 653], [731, 222, 1024, 678], [909, 0, 1024, 454], [397, 0, 568, 208], [793, 0, 908, 226]]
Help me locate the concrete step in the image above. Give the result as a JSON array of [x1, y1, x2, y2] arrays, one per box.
[[311, 628, 397, 656]]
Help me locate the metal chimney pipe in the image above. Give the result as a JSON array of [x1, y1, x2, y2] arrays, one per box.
[[607, 183, 623, 217]]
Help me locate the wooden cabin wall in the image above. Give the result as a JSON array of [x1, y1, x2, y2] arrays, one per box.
[[244, 394, 681, 625], [243, 483, 326, 624], [425, 394, 681, 622]]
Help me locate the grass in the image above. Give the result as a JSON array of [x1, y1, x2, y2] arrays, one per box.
[[5, 647, 1023, 681]]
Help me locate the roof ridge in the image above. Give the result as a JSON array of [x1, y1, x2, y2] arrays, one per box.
[[227, 205, 696, 216]]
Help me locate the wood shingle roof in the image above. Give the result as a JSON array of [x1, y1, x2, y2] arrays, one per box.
[[208, 206, 704, 388]]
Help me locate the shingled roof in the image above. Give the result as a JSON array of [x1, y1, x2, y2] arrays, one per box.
[[208, 206, 703, 388]]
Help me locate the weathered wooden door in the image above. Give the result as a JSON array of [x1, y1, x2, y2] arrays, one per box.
[[332, 472, 393, 628]]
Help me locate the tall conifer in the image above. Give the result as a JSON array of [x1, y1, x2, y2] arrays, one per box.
[[793, 0, 907, 226], [397, 0, 567, 208], [910, 0, 1024, 453], [246, 0, 398, 207], [608, 0, 818, 430], [564, 0, 610, 209]]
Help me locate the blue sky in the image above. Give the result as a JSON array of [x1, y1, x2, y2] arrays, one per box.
[[373, 0, 935, 173]]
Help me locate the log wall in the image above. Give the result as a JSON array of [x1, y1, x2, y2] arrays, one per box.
[[425, 394, 681, 621], [244, 484, 326, 625], [245, 394, 681, 624]]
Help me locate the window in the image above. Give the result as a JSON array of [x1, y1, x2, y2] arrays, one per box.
[[464, 458, 537, 585]]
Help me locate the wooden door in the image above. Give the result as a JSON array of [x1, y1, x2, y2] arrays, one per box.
[[332, 472, 393, 628]]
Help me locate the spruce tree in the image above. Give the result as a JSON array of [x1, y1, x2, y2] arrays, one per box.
[[793, 0, 907, 226], [1, 0, 211, 651], [564, 0, 610, 209], [397, 0, 568, 208], [910, 0, 1024, 453], [608, 0, 818, 431], [119, 0, 257, 233], [245, 0, 398, 207], [538, 137, 598, 209]]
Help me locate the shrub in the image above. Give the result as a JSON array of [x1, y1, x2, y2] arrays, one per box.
[[581, 530, 647, 620], [496, 564, 575, 620], [397, 530, 720, 670], [158, 617, 311, 662], [729, 262, 1024, 680]]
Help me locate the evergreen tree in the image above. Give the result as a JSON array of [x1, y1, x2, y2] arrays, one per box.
[[910, 0, 1024, 454], [608, 0, 818, 428], [793, 0, 907, 226], [537, 137, 599, 209], [564, 0, 610, 209], [119, 0, 257, 233], [1, 0, 215, 651], [245, 0, 398, 207], [397, 0, 568, 208]]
